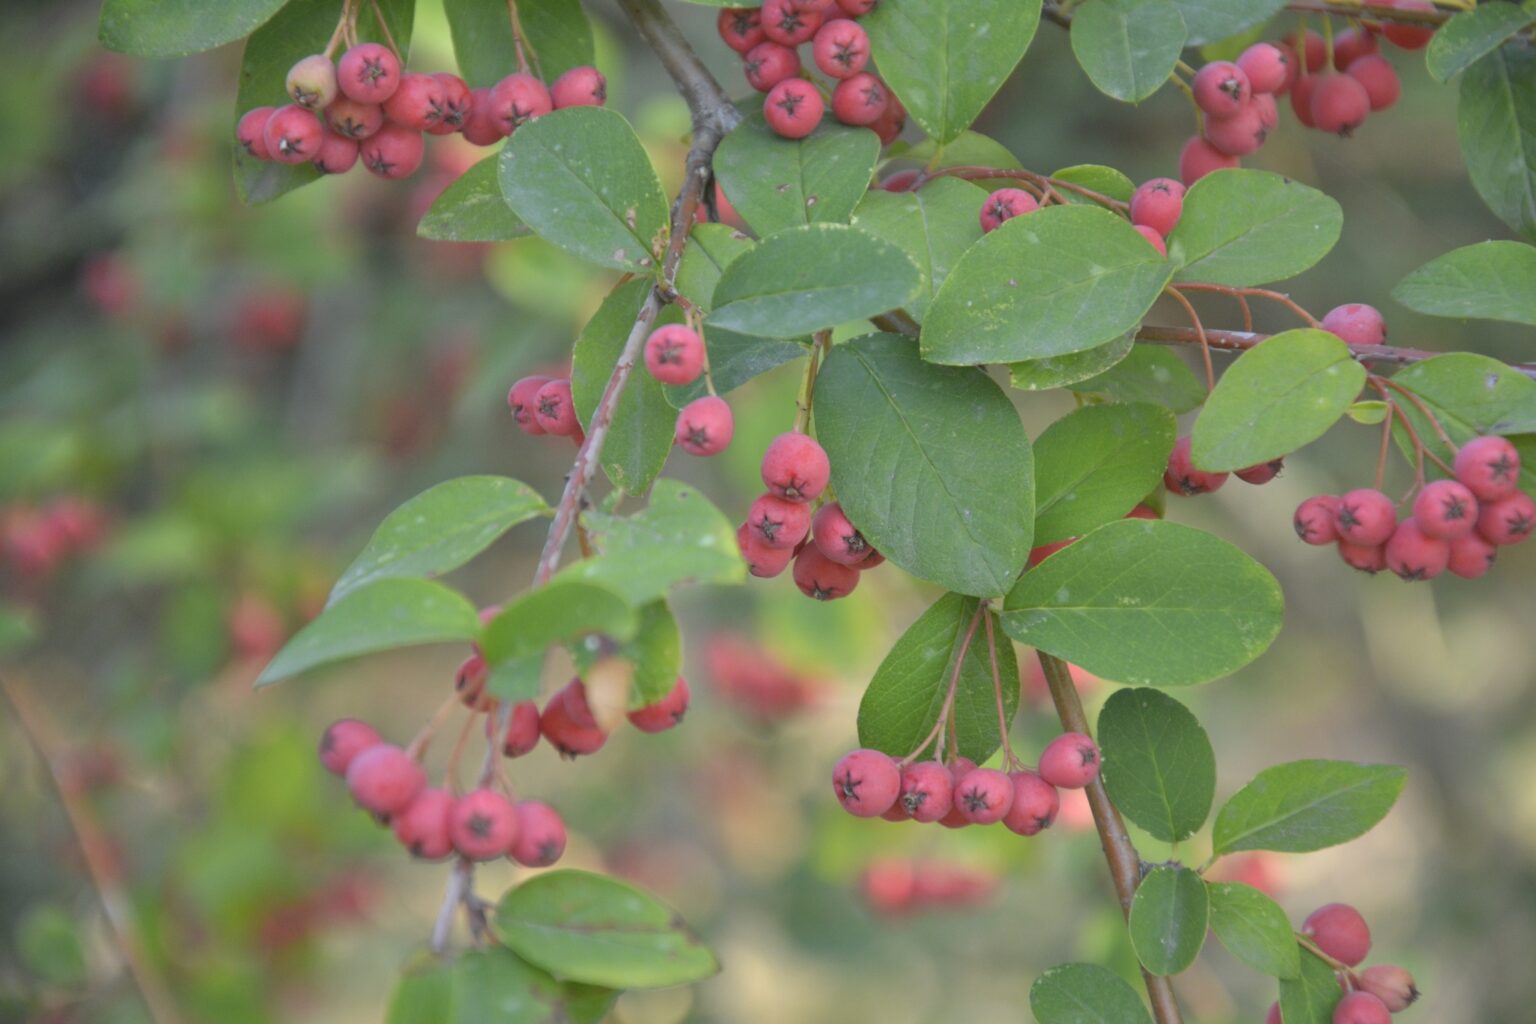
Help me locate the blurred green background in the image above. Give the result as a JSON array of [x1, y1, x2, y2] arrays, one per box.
[[2, 2, 1533, 1022]]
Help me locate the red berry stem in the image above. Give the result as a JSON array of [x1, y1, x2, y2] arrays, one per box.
[[899, 601, 985, 766], [405, 691, 463, 761], [1173, 281, 1321, 329], [928, 165, 1129, 213], [982, 611, 1021, 771], [1376, 376, 1458, 453], [1375, 397, 1395, 492], [323, 0, 357, 60], [367, 0, 404, 63], [505, 0, 534, 77], [1163, 286, 1216, 391]]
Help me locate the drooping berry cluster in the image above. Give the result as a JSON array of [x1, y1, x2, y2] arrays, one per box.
[[1264, 902, 1420, 1022], [1164, 436, 1285, 498], [507, 374, 584, 444], [237, 40, 604, 179], [717, 3, 906, 141]]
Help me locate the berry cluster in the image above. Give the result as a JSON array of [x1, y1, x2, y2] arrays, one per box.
[[1294, 435, 1531, 581], [717, 3, 906, 141], [237, 40, 604, 179], [1264, 902, 1419, 1022], [0, 496, 108, 579], [704, 634, 824, 722], [860, 857, 996, 915], [507, 374, 584, 443], [1164, 435, 1285, 498]]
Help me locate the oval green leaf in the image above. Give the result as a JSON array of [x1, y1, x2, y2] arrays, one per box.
[[568, 599, 682, 710], [1392, 240, 1536, 327], [1072, 344, 1206, 414], [1097, 688, 1216, 843], [1458, 45, 1536, 240], [1071, 0, 1188, 103], [419, 151, 530, 242], [452, 947, 615, 1024], [1007, 332, 1136, 392], [1169, 0, 1287, 47], [1212, 759, 1407, 856], [1207, 882, 1302, 980], [714, 112, 881, 238], [674, 223, 754, 312], [1129, 866, 1209, 976], [850, 177, 988, 321], [445, 0, 594, 86], [1170, 170, 1343, 286], [1280, 948, 1345, 1024], [480, 580, 637, 667], [101, 0, 291, 57], [1030, 962, 1154, 1024], [1428, 3, 1535, 82], [1032, 403, 1177, 545]]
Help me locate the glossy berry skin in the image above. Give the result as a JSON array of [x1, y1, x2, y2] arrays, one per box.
[[764, 78, 824, 139], [551, 65, 606, 109], [1358, 964, 1419, 1013], [1383, 0, 1436, 50], [955, 767, 1014, 825], [263, 105, 324, 164], [738, 523, 796, 578], [811, 501, 870, 565], [1302, 902, 1372, 966], [833, 749, 901, 817], [1321, 303, 1386, 345], [793, 545, 860, 600], [287, 54, 338, 111], [1311, 74, 1371, 136], [761, 0, 822, 46], [1192, 61, 1252, 117], [1332, 991, 1392, 1024], [312, 130, 359, 174], [1294, 495, 1342, 545], [628, 676, 689, 733], [508, 375, 553, 435], [449, 788, 519, 861], [831, 72, 888, 126], [1332, 27, 1379, 71], [1385, 520, 1450, 581], [360, 123, 424, 179], [1412, 479, 1479, 540], [461, 88, 503, 146], [644, 324, 706, 385], [1237, 43, 1290, 94], [237, 107, 275, 159], [899, 761, 954, 823], [540, 680, 608, 757], [392, 788, 454, 860], [1453, 435, 1521, 501], [1477, 492, 1535, 546], [1133, 225, 1167, 256], [1235, 459, 1283, 485], [431, 73, 473, 131], [1129, 178, 1185, 236], [346, 745, 426, 817], [1179, 135, 1239, 185], [743, 41, 799, 92], [530, 379, 578, 436], [1002, 771, 1060, 836], [762, 432, 831, 502], [337, 43, 400, 104], [1203, 105, 1268, 157], [718, 7, 766, 54], [1164, 436, 1228, 496], [813, 19, 869, 79], [1338, 539, 1387, 574], [1336, 488, 1398, 546], [509, 801, 567, 867], [676, 396, 734, 456], [979, 188, 1040, 232], [1038, 732, 1101, 789], [1346, 55, 1401, 111], [325, 96, 384, 140], [319, 719, 383, 776], [382, 72, 447, 131], [502, 701, 542, 757], [490, 73, 553, 135]]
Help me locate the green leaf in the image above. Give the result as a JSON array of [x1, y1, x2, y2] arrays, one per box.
[[1071, 0, 1188, 103], [815, 333, 1035, 597], [16, 905, 87, 988], [571, 278, 677, 493], [499, 107, 668, 272], [663, 329, 809, 407], [1191, 329, 1366, 472], [895, 130, 1023, 173], [923, 204, 1174, 364], [1168, 0, 1287, 47], [857, 595, 1019, 765], [386, 959, 455, 1024], [1073, 344, 1207, 413], [1279, 949, 1345, 1024], [1387, 353, 1536, 495], [0, 607, 36, 658], [1428, 2, 1535, 82], [419, 151, 530, 242], [714, 112, 881, 237], [453, 947, 615, 1024], [555, 480, 744, 604], [568, 599, 682, 709], [329, 476, 549, 605], [493, 870, 718, 989], [1001, 519, 1284, 686], [1206, 882, 1302, 980], [708, 224, 922, 337], [1052, 164, 1137, 203], [1007, 332, 1136, 391], [850, 178, 988, 321], [1458, 44, 1536, 240], [255, 579, 479, 686], [864, 0, 1043, 145], [444, 0, 594, 86], [481, 580, 637, 667], [1170, 170, 1343, 286], [101, 0, 291, 57], [1030, 962, 1154, 1024], [1346, 400, 1389, 425], [674, 223, 754, 312], [1213, 759, 1407, 855], [1033, 403, 1177, 545], [1391, 240, 1536, 327], [1129, 866, 1209, 976], [1097, 688, 1216, 843]]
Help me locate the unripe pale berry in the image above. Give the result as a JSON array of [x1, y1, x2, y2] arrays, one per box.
[[738, 523, 796, 578], [1338, 539, 1387, 574], [1302, 902, 1372, 966], [392, 788, 454, 860], [324, 95, 384, 140], [1346, 54, 1401, 111], [540, 679, 607, 757], [1332, 27, 1379, 71], [899, 761, 954, 823], [449, 788, 519, 861], [761, 0, 822, 46], [1477, 491, 1535, 546], [360, 122, 424, 179], [502, 701, 542, 757], [718, 7, 766, 54], [534, 379, 579, 436], [1336, 488, 1398, 546], [432, 73, 473, 131], [1236, 458, 1284, 485], [1311, 74, 1371, 136], [287, 54, 338, 110], [833, 748, 901, 817], [312, 129, 359, 174], [1383, 0, 1435, 50], [263, 105, 324, 164], [1002, 770, 1060, 836], [1453, 435, 1521, 501], [1321, 303, 1387, 345], [382, 72, 447, 131], [955, 767, 1014, 825], [1358, 964, 1420, 1012], [1129, 178, 1185, 236], [762, 432, 831, 502], [237, 107, 275, 159], [551, 65, 606, 109], [811, 501, 870, 565], [508, 375, 553, 435], [831, 72, 888, 126], [1192, 61, 1252, 117], [337, 42, 400, 104], [676, 395, 735, 456], [490, 73, 552, 135], [1412, 479, 1478, 539], [793, 544, 860, 600], [1294, 495, 1342, 545], [764, 78, 824, 139], [628, 676, 689, 733], [1237, 43, 1290, 94], [1204, 104, 1268, 157], [1179, 134, 1240, 185], [1038, 732, 1101, 789], [1332, 991, 1392, 1024], [743, 41, 800, 92], [319, 719, 382, 776], [346, 744, 426, 817], [461, 88, 503, 146], [509, 800, 567, 867], [643, 324, 705, 385], [979, 188, 1040, 233], [1164, 436, 1228, 496], [813, 19, 869, 79], [1385, 519, 1450, 580]]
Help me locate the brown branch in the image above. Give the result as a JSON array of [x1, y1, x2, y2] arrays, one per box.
[[1037, 653, 1184, 1024]]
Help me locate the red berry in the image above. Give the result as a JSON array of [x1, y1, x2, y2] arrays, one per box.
[[761, 432, 831, 502], [1335, 488, 1397, 546], [870, 92, 906, 144], [502, 701, 542, 757], [1164, 436, 1228, 496], [1237, 43, 1290, 94], [955, 767, 1014, 825], [1346, 54, 1401, 111], [360, 122, 424, 179], [432, 73, 473, 131], [899, 761, 954, 823], [762, 0, 823, 46], [508, 375, 553, 435], [793, 544, 860, 600], [1131, 225, 1166, 255], [1235, 458, 1284, 485], [1265, 1002, 1282, 1024], [979, 187, 1040, 232], [540, 679, 607, 757], [509, 800, 567, 867], [551, 65, 606, 109], [675, 395, 734, 456], [461, 88, 503, 146], [1412, 479, 1479, 539], [1129, 178, 1185, 236], [1204, 104, 1268, 157], [455, 653, 495, 712], [534, 379, 580, 436], [879, 169, 921, 192], [743, 41, 799, 92], [763, 78, 824, 139], [346, 744, 426, 817], [1038, 732, 1101, 789], [1028, 537, 1076, 567], [1338, 539, 1387, 574], [1332, 991, 1392, 1024], [1453, 435, 1521, 501], [1179, 135, 1240, 185], [337, 42, 400, 104], [490, 73, 553, 135], [1001, 770, 1060, 836], [237, 107, 275, 159], [1310, 74, 1371, 136], [1290, 74, 1320, 128], [1294, 495, 1342, 545], [1321, 302, 1386, 345], [1477, 491, 1535, 545], [643, 324, 706, 385], [449, 788, 519, 861], [1289, 29, 1328, 73], [1332, 27, 1379, 71], [1446, 531, 1497, 579], [1302, 902, 1372, 966], [1385, 519, 1450, 580], [393, 788, 454, 860], [319, 719, 382, 776], [312, 129, 359, 174], [1254, 92, 1279, 131], [324, 96, 384, 140], [628, 677, 689, 733], [287, 54, 338, 110], [262, 105, 324, 165], [1192, 61, 1252, 117], [1358, 964, 1419, 1013], [1382, 0, 1436, 50], [936, 758, 977, 829], [836, 0, 876, 13], [811, 501, 870, 565], [812, 19, 869, 79], [858, 547, 885, 569], [833, 748, 900, 817], [831, 72, 888, 126], [382, 72, 447, 131], [718, 7, 766, 54], [738, 523, 797, 578]]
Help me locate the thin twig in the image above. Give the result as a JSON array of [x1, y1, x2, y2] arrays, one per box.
[[929, 165, 1129, 213], [794, 331, 833, 433], [1164, 288, 1215, 391], [506, 0, 532, 76], [367, 0, 402, 61], [982, 611, 1017, 770], [900, 601, 985, 766]]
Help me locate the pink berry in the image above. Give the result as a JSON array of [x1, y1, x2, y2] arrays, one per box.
[[675, 395, 734, 456], [237, 107, 275, 159], [955, 767, 1014, 825], [1001, 770, 1060, 836], [870, 93, 906, 144], [1311, 74, 1371, 136], [392, 788, 454, 860], [540, 679, 607, 758], [509, 800, 567, 867], [812, 19, 869, 79], [287, 54, 338, 111], [337, 42, 400, 104], [718, 7, 766, 54], [319, 719, 382, 776], [382, 72, 447, 131], [551, 65, 606, 109], [1332, 28, 1379, 71], [937, 758, 977, 829], [761, 0, 822, 46], [811, 501, 870, 565], [1129, 178, 1185, 236], [761, 432, 831, 502], [1321, 303, 1386, 345], [747, 493, 812, 550], [1385, 519, 1450, 580], [1290, 74, 1320, 128], [502, 701, 542, 757], [1412, 479, 1479, 539], [1203, 104, 1268, 157], [432, 73, 473, 131], [449, 788, 519, 861], [1028, 537, 1076, 567], [1338, 539, 1388, 574], [1336, 488, 1398, 546], [325, 95, 383, 140], [743, 41, 800, 92], [455, 653, 495, 712], [312, 129, 359, 174], [1237, 43, 1290, 94], [1346, 54, 1401, 111], [1133, 225, 1168, 259], [1164, 436, 1228, 496], [628, 676, 689, 733], [793, 545, 860, 600], [262, 104, 324, 165], [1446, 531, 1498, 579], [1302, 902, 1372, 966], [1454, 435, 1521, 501], [837, 0, 876, 13], [1265, 1002, 1282, 1024], [1235, 458, 1284, 485], [489, 73, 553, 135], [461, 88, 503, 146], [532, 379, 579, 436], [1294, 495, 1342, 545], [1358, 964, 1420, 1013], [1179, 134, 1240, 185], [1038, 732, 1101, 789], [1192, 61, 1252, 117], [1477, 491, 1535, 546], [831, 72, 888, 126], [360, 122, 424, 179], [979, 187, 1040, 232], [764, 78, 824, 139], [738, 523, 796, 578], [1290, 29, 1328, 73], [1254, 92, 1279, 131], [345, 744, 426, 817], [833, 748, 901, 817], [643, 324, 706, 385], [1383, 0, 1435, 50], [899, 761, 954, 823], [508, 375, 553, 435], [1332, 991, 1392, 1024]]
